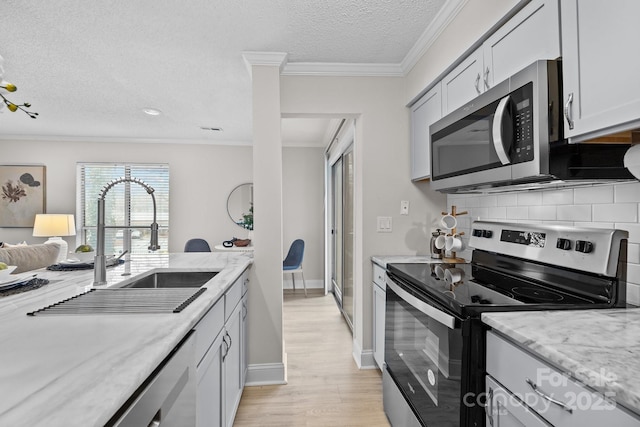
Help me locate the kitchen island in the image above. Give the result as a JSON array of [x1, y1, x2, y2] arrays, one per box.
[[0, 252, 252, 426], [482, 309, 640, 420]]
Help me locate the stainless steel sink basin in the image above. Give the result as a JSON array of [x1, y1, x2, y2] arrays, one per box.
[[121, 271, 217, 289]]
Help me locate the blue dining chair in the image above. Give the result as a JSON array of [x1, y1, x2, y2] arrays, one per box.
[[283, 239, 306, 296], [184, 238, 211, 252]]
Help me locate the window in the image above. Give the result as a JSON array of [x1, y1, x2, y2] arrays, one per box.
[[77, 163, 169, 255]]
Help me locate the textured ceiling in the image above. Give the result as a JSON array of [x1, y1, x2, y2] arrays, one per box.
[[0, 0, 447, 146]]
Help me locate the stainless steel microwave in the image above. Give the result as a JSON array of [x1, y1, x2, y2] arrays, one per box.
[[429, 60, 633, 193]]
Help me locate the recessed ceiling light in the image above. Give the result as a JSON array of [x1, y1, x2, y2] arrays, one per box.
[[142, 108, 162, 116], [200, 126, 223, 131]]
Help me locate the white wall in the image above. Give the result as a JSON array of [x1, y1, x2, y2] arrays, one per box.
[[281, 75, 446, 366], [0, 140, 252, 251], [282, 147, 324, 288], [448, 183, 640, 306]]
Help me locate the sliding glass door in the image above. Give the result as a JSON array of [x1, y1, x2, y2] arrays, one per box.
[[330, 146, 354, 328]]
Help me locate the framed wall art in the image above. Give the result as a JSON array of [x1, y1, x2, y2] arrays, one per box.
[[0, 165, 46, 227]]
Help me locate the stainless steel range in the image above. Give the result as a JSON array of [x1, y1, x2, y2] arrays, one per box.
[[383, 221, 628, 427]]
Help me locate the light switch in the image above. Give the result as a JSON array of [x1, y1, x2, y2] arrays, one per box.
[[377, 216, 392, 232], [400, 200, 409, 215]]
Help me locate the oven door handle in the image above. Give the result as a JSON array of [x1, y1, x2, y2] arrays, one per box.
[[386, 276, 458, 329]]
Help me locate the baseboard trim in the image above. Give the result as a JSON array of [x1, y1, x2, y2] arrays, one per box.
[[282, 278, 323, 290], [245, 363, 287, 386], [352, 338, 377, 370]]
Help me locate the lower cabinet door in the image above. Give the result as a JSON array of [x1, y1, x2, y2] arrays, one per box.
[[224, 302, 243, 427], [196, 332, 224, 427], [486, 376, 551, 427], [241, 293, 248, 387], [373, 281, 385, 370]]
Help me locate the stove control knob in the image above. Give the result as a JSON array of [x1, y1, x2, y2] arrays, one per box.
[[556, 238, 572, 250], [482, 230, 493, 238], [472, 229, 483, 237], [575, 240, 594, 253]]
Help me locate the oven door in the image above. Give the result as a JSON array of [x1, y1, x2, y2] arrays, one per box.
[[385, 274, 466, 427]]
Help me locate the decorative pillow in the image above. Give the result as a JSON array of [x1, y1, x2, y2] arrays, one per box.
[[0, 243, 61, 273], [1, 241, 28, 248]]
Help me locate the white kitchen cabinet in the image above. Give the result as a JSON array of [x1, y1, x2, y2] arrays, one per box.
[[372, 262, 386, 370], [486, 375, 551, 427], [223, 301, 243, 427], [561, 0, 640, 141], [441, 0, 560, 115], [483, 0, 560, 88], [486, 330, 640, 427], [240, 274, 249, 387], [197, 329, 224, 427], [411, 82, 442, 181], [442, 48, 484, 114], [194, 270, 248, 427]]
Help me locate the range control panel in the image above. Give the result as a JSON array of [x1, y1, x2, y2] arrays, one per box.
[[469, 221, 627, 277]]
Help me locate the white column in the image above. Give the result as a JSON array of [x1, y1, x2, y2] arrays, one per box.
[[242, 52, 288, 384]]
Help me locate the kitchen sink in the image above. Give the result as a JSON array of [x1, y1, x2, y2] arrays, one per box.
[[120, 271, 218, 289]]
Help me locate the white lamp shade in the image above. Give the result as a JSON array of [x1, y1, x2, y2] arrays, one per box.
[[32, 214, 76, 237]]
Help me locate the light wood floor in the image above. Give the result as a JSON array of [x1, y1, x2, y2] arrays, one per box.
[[233, 290, 391, 427]]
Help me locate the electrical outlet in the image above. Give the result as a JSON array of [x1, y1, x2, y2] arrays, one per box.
[[377, 216, 392, 232], [400, 200, 409, 215]]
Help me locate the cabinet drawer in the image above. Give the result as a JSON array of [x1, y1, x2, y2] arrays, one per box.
[[195, 300, 224, 366], [486, 330, 640, 426], [486, 375, 550, 427], [225, 278, 243, 321], [372, 263, 386, 288]]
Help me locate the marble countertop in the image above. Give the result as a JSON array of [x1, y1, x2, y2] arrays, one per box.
[[371, 255, 441, 267], [0, 252, 252, 427], [482, 309, 640, 416]]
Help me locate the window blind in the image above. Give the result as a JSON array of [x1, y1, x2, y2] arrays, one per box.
[[77, 163, 170, 255]]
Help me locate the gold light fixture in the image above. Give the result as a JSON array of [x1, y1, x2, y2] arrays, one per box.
[[0, 54, 38, 119]]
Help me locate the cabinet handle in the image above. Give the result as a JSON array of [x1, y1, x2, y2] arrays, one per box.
[[484, 67, 490, 89], [475, 73, 481, 94], [226, 331, 233, 353], [242, 302, 247, 320], [564, 92, 575, 130], [486, 387, 494, 427], [222, 333, 230, 361], [525, 378, 574, 413]]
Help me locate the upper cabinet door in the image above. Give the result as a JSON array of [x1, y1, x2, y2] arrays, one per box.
[[411, 82, 442, 181], [562, 0, 640, 140], [441, 48, 484, 115], [483, 0, 560, 88]]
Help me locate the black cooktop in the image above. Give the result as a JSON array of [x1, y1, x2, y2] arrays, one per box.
[[387, 259, 617, 317]]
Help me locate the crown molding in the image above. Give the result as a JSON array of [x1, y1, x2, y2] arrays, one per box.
[[244, 1, 467, 78], [242, 52, 289, 78], [281, 62, 404, 77], [400, 0, 470, 75]]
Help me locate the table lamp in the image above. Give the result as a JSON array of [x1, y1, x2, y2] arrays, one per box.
[[33, 214, 76, 263]]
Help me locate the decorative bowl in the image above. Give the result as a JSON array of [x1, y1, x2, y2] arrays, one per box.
[[0, 265, 18, 280], [68, 251, 96, 263], [234, 239, 251, 247]]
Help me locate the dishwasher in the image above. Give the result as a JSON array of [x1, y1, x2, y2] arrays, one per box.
[[107, 332, 196, 427]]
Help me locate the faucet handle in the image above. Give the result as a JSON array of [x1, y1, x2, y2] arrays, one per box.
[[148, 222, 160, 251]]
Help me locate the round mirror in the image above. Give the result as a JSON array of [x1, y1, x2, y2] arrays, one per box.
[[227, 183, 253, 230]]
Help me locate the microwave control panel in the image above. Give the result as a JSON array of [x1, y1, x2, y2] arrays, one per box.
[[510, 82, 534, 164]]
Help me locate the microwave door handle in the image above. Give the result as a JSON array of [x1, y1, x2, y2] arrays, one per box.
[[492, 95, 512, 165]]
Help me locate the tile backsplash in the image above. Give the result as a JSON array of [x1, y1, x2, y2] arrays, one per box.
[[447, 181, 640, 306]]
